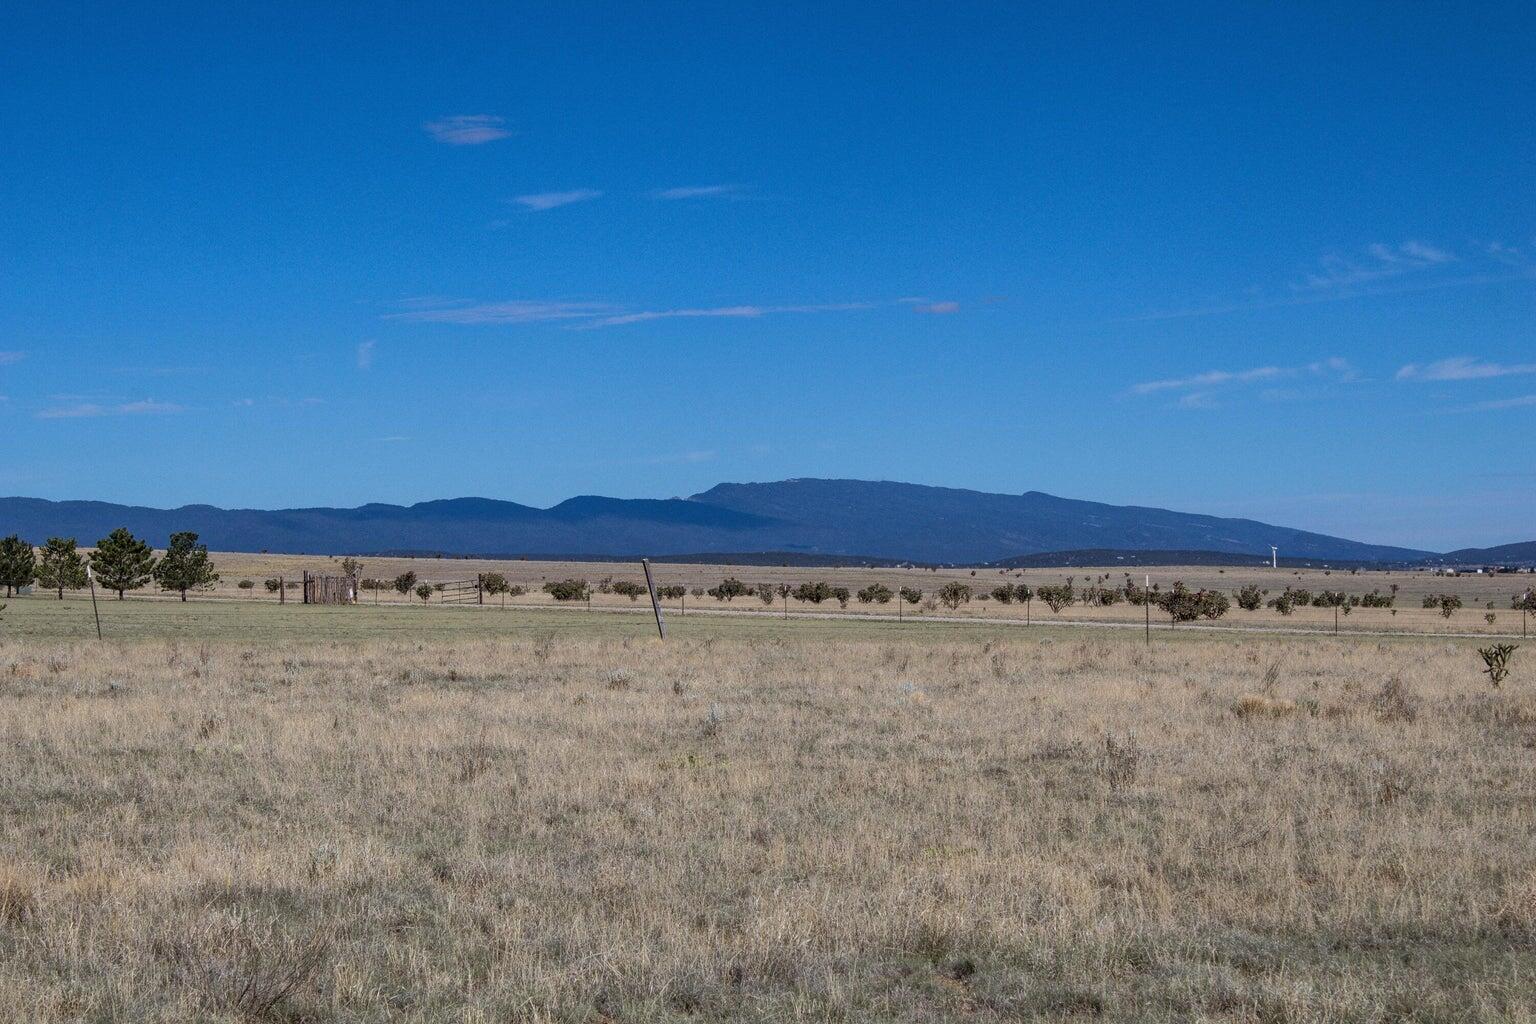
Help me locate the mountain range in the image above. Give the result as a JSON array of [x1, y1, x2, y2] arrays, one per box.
[[5, 478, 1518, 566]]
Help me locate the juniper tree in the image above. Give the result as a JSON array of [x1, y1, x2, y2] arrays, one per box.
[[0, 534, 36, 597], [35, 537, 87, 599], [937, 582, 972, 609], [793, 581, 834, 604], [611, 580, 647, 601], [90, 528, 156, 600], [1037, 583, 1074, 613], [153, 531, 219, 601]]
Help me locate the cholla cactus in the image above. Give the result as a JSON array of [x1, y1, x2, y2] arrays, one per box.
[[1478, 644, 1519, 687]]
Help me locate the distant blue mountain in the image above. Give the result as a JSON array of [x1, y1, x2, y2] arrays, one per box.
[[0, 478, 1450, 563]]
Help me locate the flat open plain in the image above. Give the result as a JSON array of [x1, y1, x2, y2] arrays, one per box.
[[2, 595, 1534, 1021]]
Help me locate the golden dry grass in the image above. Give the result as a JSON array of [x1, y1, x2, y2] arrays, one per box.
[[3, 618, 1535, 1021]]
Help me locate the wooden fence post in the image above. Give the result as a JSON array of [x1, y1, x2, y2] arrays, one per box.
[[641, 559, 666, 640]]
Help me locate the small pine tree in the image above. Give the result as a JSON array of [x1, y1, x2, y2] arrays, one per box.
[[35, 537, 88, 599], [90, 528, 157, 600], [415, 582, 433, 603], [0, 534, 36, 598], [153, 531, 219, 601], [393, 571, 418, 598]]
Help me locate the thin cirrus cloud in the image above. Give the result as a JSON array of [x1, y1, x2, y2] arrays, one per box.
[[512, 189, 603, 211], [37, 399, 186, 419], [1395, 356, 1536, 382], [580, 302, 873, 328], [422, 114, 512, 145], [1133, 358, 1356, 399], [1133, 365, 1287, 395], [1461, 394, 1536, 412], [356, 339, 376, 370], [386, 300, 615, 325], [1122, 239, 1529, 324], [0, 351, 24, 365], [1299, 240, 1455, 291], [652, 184, 742, 200], [386, 298, 873, 329]]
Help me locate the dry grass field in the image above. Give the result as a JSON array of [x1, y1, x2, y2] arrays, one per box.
[[2, 599, 1535, 1022]]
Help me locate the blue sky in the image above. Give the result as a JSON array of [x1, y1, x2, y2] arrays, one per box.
[[1, 3, 1532, 550]]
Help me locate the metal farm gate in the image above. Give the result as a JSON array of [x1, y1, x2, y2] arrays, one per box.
[[437, 579, 482, 605]]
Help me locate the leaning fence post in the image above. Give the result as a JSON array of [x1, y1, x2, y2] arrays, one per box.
[[641, 558, 666, 640]]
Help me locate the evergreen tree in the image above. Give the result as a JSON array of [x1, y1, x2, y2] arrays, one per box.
[[35, 537, 88, 599], [153, 531, 219, 601], [90, 528, 157, 600], [0, 535, 36, 597]]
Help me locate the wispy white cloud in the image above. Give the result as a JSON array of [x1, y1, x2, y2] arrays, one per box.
[[1133, 358, 1356, 399], [38, 399, 186, 419], [389, 297, 874, 329], [423, 114, 511, 145], [580, 302, 873, 328], [1123, 240, 1532, 324], [0, 351, 24, 365], [653, 184, 741, 200], [1300, 240, 1455, 291], [387, 300, 615, 325], [1460, 393, 1536, 412], [1396, 356, 1536, 382], [1133, 365, 1287, 395], [912, 301, 960, 314], [512, 189, 603, 211], [356, 339, 376, 370]]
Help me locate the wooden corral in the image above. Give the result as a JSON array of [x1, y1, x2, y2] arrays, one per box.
[[302, 571, 357, 605]]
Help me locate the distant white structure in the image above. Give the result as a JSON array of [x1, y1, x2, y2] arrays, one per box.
[[1270, 545, 1278, 569]]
